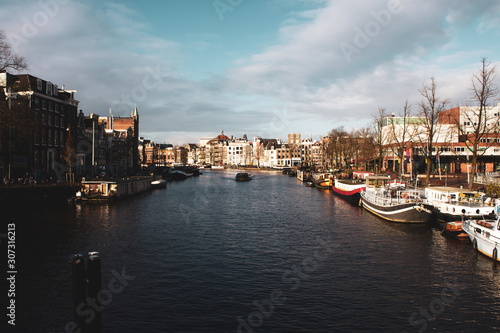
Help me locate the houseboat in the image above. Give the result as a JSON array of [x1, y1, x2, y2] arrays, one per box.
[[463, 217, 500, 262], [75, 176, 152, 202], [297, 170, 311, 182], [424, 187, 497, 223], [360, 175, 433, 223], [331, 178, 366, 205]]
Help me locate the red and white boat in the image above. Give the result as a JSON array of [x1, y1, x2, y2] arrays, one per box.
[[331, 178, 366, 206]]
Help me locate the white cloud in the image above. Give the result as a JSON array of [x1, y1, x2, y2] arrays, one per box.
[[1, 0, 500, 145]]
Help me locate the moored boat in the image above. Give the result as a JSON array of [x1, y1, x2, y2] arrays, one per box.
[[75, 176, 152, 203], [312, 172, 333, 189], [463, 217, 500, 261], [151, 179, 167, 189], [170, 169, 194, 180], [331, 178, 366, 205], [360, 175, 433, 223], [442, 221, 468, 238], [425, 187, 497, 223], [235, 173, 252, 181]]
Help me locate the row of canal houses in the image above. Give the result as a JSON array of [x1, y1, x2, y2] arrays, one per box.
[[141, 131, 329, 169], [0, 72, 140, 181]]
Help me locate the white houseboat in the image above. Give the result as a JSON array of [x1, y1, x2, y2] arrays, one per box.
[[424, 187, 497, 223]]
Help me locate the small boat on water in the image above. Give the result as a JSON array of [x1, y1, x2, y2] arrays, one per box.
[[463, 217, 500, 261], [442, 221, 469, 238], [75, 176, 152, 203], [331, 178, 366, 205], [235, 173, 252, 181], [151, 179, 167, 189], [360, 175, 433, 223], [425, 187, 497, 223]]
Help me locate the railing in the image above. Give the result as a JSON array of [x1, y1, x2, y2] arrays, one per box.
[[362, 190, 392, 206], [474, 172, 500, 185]]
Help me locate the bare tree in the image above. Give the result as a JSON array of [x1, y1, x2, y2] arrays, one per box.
[[0, 30, 28, 72], [356, 127, 375, 171], [328, 127, 348, 169], [372, 108, 388, 174], [462, 58, 499, 189], [416, 77, 449, 185], [386, 100, 412, 178]]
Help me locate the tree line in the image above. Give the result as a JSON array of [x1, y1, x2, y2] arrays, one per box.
[[327, 58, 498, 190]]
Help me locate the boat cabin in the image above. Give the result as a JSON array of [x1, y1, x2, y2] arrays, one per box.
[[78, 176, 152, 200], [365, 175, 391, 189], [424, 187, 493, 205]]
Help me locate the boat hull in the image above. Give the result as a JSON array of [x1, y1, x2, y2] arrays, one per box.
[[331, 180, 365, 206], [463, 219, 500, 261], [432, 207, 496, 223], [361, 194, 433, 223]]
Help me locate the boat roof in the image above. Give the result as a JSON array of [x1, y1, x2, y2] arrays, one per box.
[[425, 186, 477, 194], [366, 175, 391, 180]]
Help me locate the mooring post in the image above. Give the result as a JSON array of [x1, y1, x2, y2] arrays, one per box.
[[87, 252, 102, 331], [69, 254, 87, 329]]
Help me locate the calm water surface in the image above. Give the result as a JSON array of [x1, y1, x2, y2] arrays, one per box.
[[5, 170, 500, 332]]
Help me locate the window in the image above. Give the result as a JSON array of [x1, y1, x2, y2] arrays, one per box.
[[42, 100, 47, 110], [37, 79, 42, 90], [34, 97, 40, 109], [54, 85, 58, 96], [46, 82, 52, 95], [49, 102, 54, 112], [42, 113, 46, 125], [49, 116, 53, 126], [55, 104, 60, 113]]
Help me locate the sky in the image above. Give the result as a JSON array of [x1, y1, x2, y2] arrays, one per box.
[[1, 0, 500, 145]]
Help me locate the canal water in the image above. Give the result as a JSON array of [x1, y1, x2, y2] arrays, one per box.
[[5, 170, 500, 332]]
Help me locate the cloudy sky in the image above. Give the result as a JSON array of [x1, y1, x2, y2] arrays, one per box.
[[2, 0, 500, 144]]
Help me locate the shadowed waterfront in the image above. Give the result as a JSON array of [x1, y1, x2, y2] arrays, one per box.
[[4, 170, 500, 332]]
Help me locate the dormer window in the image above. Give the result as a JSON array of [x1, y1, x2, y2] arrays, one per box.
[[54, 85, 58, 96], [46, 82, 53, 96], [37, 79, 42, 90]]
